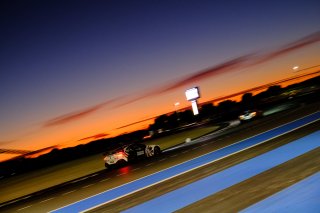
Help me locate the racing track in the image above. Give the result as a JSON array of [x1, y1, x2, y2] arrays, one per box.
[[72, 116, 320, 213], [0, 102, 319, 213]]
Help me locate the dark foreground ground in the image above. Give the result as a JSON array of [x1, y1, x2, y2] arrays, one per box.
[[1, 101, 319, 212], [90, 105, 320, 212]]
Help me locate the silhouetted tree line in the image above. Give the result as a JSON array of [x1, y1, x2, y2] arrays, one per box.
[[0, 75, 319, 177]]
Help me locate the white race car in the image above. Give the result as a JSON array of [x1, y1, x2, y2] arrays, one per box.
[[239, 110, 262, 121], [103, 143, 161, 169]]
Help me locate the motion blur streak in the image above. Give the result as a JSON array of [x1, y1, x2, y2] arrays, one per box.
[[51, 111, 319, 213], [43, 98, 121, 127], [124, 131, 320, 213]]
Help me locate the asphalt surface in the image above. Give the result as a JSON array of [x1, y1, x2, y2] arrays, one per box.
[[0, 101, 319, 213], [88, 120, 320, 212]]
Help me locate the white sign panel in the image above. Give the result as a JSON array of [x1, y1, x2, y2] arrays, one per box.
[[185, 87, 200, 101]]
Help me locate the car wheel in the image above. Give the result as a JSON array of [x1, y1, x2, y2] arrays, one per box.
[[128, 153, 137, 162], [154, 146, 161, 156], [105, 163, 110, 170], [118, 159, 127, 165]]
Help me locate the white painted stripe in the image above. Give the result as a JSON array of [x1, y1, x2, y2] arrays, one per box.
[[99, 178, 111, 183], [40, 197, 54, 203], [17, 205, 32, 211], [89, 174, 98, 178], [71, 177, 89, 183], [63, 190, 76, 195], [0, 195, 33, 208], [82, 184, 94, 189]]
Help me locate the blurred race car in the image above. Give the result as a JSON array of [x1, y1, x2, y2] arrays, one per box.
[[103, 143, 161, 169], [239, 110, 262, 121]]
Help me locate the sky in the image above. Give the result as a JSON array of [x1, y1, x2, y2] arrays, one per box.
[[1, 0, 320, 162]]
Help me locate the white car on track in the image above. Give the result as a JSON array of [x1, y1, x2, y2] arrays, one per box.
[[239, 110, 262, 122], [103, 143, 161, 169]]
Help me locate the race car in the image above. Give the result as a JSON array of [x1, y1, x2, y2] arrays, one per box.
[[103, 143, 161, 169], [239, 110, 262, 122]]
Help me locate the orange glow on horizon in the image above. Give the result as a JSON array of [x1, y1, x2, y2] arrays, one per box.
[[1, 69, 319, 163]]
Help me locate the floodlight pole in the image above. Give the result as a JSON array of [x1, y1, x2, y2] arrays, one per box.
[[174, 102, 181, 122], [191, 100, 199, 115]]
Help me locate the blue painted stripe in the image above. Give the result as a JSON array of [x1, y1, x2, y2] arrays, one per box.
[[241, 172, 320, 213], [52, 111, 320, 213], [124, 131, 320, 213]]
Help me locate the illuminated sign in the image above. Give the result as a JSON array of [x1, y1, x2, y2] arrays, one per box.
[[185, 87, 200, 101]]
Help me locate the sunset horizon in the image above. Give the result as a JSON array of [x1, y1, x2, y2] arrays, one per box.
[[1, 0, 319, 163], [1, 67, 319, 162]]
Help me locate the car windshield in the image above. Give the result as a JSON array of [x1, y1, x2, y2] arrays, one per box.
[[106, 147, 124, 155]]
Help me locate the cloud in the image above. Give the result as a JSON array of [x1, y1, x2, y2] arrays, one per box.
[[43, 98, 120, 127], [115, 116, 157, 130], [78, 133, 109, 141], [0, 140, 15, 146], [0, 148, 32, 154], [1, 145, 60, 162], [114, 31, 320, 107], [145, 54, 253, 95], [211, 69, 320, 103], [26, 145, 59, 155], [43, 31, 320, 127], [250, 31, 320, 65], [112, 54, 254, 107], [43, 104, 103, 127]]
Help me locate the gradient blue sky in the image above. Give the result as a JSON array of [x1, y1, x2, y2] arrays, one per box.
[[1, 0, 319, 161]]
